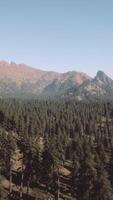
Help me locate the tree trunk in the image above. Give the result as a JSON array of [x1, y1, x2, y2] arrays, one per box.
[[26, 177, 30, 197], [57, 174, 60, 200], [9, 166, 12, 199], [56, 167, 60, 200], [20, 159, 24, 200]]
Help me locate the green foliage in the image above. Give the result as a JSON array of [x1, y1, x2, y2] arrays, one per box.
[[0, 99, 113, 199]]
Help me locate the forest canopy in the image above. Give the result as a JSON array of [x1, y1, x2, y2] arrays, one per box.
[[0, 99, 113, 200]]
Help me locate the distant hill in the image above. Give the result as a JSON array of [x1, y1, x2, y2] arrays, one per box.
[[0, 61, 90, 98], [42, 71, 91, 97], [64, 70, 113, 101], [0, 61, 113, 100]]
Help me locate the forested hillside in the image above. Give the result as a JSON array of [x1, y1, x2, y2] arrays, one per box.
[[0, 99, 113, 199]]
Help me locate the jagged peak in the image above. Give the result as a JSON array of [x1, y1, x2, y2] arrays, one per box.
[[95, 70, 113, 83], [96, 70, 106, 77]]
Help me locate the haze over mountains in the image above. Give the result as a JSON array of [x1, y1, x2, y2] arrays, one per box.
[[0, 61, 113, 101]]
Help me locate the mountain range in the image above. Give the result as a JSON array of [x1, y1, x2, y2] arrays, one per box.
[[0, 61, 113, 101]]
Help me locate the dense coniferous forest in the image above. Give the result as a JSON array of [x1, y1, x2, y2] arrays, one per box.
[[0, 99, 113, 199]]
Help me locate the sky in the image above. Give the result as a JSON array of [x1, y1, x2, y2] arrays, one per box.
[[0, 0, 113, 77]]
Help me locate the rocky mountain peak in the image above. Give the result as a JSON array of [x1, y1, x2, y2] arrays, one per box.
[[95, 71, 113, 85], [0, 61, 113, 100]]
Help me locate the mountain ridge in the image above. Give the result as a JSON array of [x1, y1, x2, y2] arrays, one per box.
[[0, 60, 112, 100], [0, 61, 90, 98], [65, 70, 113, 101]]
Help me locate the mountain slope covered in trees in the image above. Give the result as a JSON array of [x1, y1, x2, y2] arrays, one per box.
[[0, 99, 113, 199]]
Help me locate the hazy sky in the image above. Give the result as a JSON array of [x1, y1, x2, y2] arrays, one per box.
[[0, 0, 113, 77]]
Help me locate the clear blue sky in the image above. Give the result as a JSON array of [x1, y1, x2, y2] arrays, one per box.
[[0, 0, 113, 77]]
